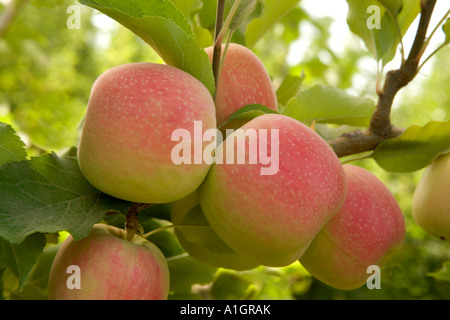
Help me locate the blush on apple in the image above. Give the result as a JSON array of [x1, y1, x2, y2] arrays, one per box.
[[77, 62, 216, 204], [48, 224, 170, 300], [300, 165, 406, 290]]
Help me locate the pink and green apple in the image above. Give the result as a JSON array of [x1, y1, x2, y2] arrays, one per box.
[[48, 223, 170, 300], [77, 62, 216, 204], [300, 165, 406, 290], [205, 43, 278, 126], [199, 114, 347, 267]]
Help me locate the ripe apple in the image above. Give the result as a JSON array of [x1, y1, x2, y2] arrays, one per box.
[[205, 43, 278, 126], [199, 114, 347, 267], [77, 62, 216, 204], [300, 165, 406, 290], [48, 223, 170, 300], [170, 191, 260, 270], [412, 153, 450, 241]]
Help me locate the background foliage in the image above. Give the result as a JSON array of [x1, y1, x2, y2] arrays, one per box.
[[0, 0, 449, 300]]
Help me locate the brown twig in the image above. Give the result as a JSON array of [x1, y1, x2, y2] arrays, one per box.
[[0, 0, 29, 38], [125, 203, 152, 241], [212, 0, 226, 101], [328, 0, 437, 158]]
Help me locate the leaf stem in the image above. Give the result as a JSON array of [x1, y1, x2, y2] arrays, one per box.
[[214, 0, 242, 46], [421, 8, 450, 57], [142, 224, 210, 239]]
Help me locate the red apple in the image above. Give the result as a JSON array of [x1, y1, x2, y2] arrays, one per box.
[[199, 114, 347, 267], [300, 165, 406, 290], [77, 62, 216, 204], [48, 224, 170, 300], [205, 43, 278, 126]]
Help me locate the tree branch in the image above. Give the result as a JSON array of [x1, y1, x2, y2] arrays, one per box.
[[329, 0, 437, 158], [0, 0, 29, 38], [212, 0, 226, 101]]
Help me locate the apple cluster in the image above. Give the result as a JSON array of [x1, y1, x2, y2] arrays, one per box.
[[48, 44, 407, 299]]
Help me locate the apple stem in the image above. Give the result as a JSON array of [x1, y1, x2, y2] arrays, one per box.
[[125, 203, 152, 241]]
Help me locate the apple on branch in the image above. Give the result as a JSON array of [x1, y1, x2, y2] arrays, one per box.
[[205, 43, 278, 127], [199, 114, 347, 267], [300, 165, 406, 290], [77, 62, 216, 204], [48, 224, 170, 300]]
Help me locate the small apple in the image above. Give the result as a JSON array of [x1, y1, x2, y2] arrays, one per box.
[[170, 191, 260, 270], [48, 224, 170, 300], [77, 62, 216, 204], [300, 165, 406, 290], [205, 43, 278, 126], [199, 114, 347, 267], [412, 153, 450, 241]]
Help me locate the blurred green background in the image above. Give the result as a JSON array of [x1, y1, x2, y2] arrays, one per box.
[[1, 0, 449, 299]]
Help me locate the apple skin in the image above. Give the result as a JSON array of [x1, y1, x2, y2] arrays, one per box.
[[77, 62, 216, 204], [48, 224, 170, 300], [412, 153, 450, 241], [199, 114, 347, 267], [205, 43, 278, 126], [300, 165, 406, 290], [170, 191, 260, 270]]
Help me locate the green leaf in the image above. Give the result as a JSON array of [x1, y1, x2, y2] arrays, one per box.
[[428, 261, 450, 282], [219, 104, 279, 131], [282, 85, 376, 127], [170, 0, 203, 21], [141, 218, 185, 258], [177, 206, 236, 254], [0, 122, 27, 167], [6, 243, 60, 300], [226, 103, 279, 123], [0, 152, 131, 244], [443, 18, 450, 44], [370, 121, 450, 172], [0, 233, 46, 290], [230, 0, 260, 31], [167, 253, 217, 296], [346, 0, 420, 65], [79, 0, 215, 96], [245, 0, 300, 48], [276, 73, 305, 107], [211, 270, 253, 300]]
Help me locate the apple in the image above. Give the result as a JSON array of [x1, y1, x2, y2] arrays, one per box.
[[412, 153, 450, 241], [205, 43, 278, 126], [77, 62, 216, 204], [300, 165, 406, 290], [199, 114, 347, 267], [48, 223, 170, 300], [170, 190, 260, 270]]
